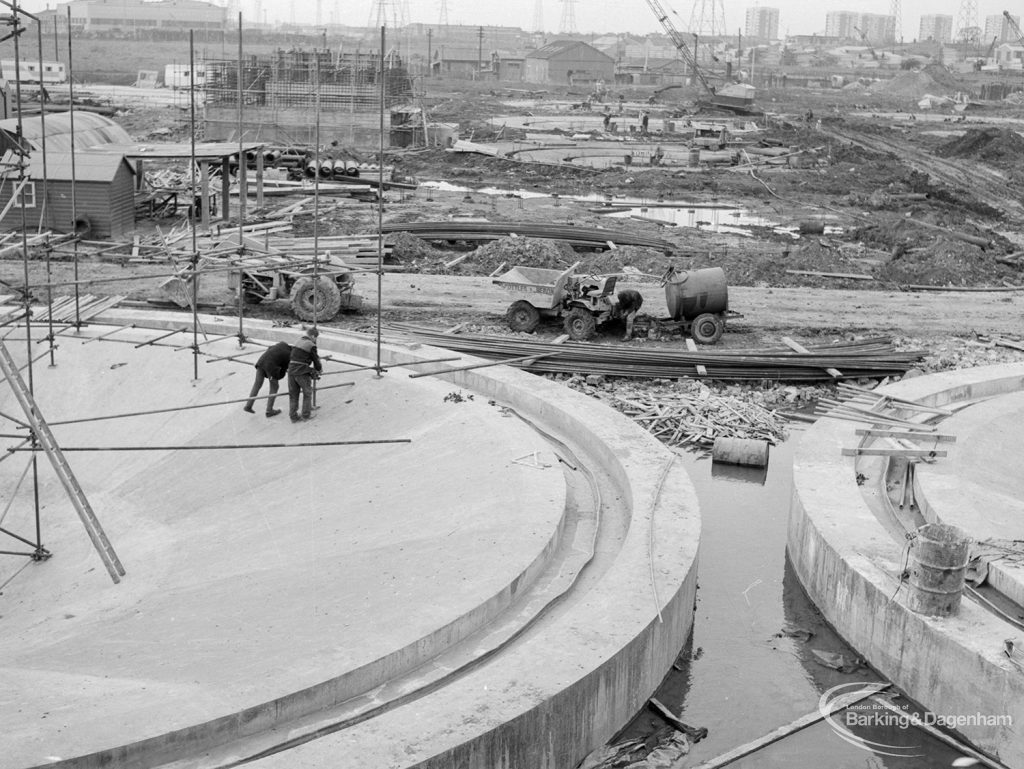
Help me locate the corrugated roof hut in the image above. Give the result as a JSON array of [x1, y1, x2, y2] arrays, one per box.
[[0, 152, 136, 238]]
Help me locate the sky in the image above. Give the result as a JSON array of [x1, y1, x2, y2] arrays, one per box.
[[18, 0, 1024, 43]]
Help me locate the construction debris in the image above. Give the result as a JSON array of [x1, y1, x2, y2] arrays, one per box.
[[604, 381, 787, 448]]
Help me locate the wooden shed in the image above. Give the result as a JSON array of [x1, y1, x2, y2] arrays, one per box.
[[0, 152, 136, 239], [524, 40, 615, 85]]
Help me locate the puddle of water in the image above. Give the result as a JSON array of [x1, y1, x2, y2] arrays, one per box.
[[617, 439, 970, 767], [418, 181, 835, 239], [606, 206, 778, 234]]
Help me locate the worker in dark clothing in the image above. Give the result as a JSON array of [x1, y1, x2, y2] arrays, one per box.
[[244, 341, 292, 417], [640, 110, 650, 134], [615, 289, 644, 341], [287, 327, 323, 423]]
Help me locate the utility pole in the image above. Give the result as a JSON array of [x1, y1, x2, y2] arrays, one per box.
[[427, 28, 432, 77], [478, 25, 484, 78]]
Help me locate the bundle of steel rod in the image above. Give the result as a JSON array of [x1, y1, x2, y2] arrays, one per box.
[[379, 221, 674, 252], [386, 326, 925, 382], [814, 381, 952, 427], [609, 391, 786, 447]]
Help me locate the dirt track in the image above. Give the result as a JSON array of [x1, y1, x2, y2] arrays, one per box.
[[363, 274, 1024, 344]]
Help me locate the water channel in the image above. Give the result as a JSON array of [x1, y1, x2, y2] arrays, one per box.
[[618, 437, 968, 768]]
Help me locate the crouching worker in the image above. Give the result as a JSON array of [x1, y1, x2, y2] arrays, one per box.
[[614, 288, 644, 341], [287, 326, 323, 423], [244, 341, 292, 417]]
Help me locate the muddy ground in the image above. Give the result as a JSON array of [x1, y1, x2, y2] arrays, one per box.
[[5, 69, 1024, 396]]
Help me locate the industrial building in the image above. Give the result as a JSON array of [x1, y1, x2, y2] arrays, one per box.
[[523, 40, 615, 86], [984, 13, 1020, 44], [919, 14, 953, 44], [53, 0, 225, 34], [824, 10, 896, 44], [744, 7, 780, 42]]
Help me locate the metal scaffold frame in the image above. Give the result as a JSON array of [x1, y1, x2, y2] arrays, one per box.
[[0, 16, 406, 587]]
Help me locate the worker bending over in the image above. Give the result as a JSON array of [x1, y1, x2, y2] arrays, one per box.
[[615, 289, 644, 341], [287, 327, 323, 423], [244, 341, 291, 417]]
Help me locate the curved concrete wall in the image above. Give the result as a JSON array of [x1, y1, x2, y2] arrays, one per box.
[[789, 363, 1024, 765], [83, 311, 701, 769]]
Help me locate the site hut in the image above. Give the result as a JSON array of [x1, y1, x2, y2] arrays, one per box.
[[0, 152, 136, 239], [523, 40, 615, 86]]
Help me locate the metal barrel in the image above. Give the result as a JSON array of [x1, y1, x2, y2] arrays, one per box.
[[664, 266, 728, 321], [711, 437, 769, 467], [687, 148, 700, 166], [905, 522, 970, 617]]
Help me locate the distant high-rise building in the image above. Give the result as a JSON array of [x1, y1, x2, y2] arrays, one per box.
[[919, 14, 953, 42], [983, 13, 1018, 43], [744, 7, 779, 40], [825, 11, 896, 43]]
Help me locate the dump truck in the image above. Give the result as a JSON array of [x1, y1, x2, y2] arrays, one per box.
[[494, 262, 732, 344]]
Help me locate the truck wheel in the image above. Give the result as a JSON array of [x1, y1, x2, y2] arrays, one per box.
[[291, 276, 342, 322], [563, 307, 597, 341], [691, 313, 724, 345], [506, 300, 541, 332]]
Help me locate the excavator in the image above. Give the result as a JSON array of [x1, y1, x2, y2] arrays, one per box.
[[643, 0, 757, 113], [852, 26, 879, 61]]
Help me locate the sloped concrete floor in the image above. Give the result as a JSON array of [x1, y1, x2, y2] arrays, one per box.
[[0, 322, 564, 766]]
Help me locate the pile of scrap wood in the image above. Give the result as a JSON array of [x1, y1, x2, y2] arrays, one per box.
[[387, 326, 925, 382], [607, 386, 787, 447]]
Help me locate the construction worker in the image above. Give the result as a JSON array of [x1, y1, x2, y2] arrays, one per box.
[[243, 341, 291, 417], [287, 327, 323, 423], [615, 289, 644, 341]]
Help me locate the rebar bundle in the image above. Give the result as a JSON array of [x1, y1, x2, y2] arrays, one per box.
[[388, 327, 924, 382]]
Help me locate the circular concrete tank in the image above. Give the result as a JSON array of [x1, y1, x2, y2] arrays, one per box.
[[789, 363, 1024, 765], [0, 311, 700, 769]]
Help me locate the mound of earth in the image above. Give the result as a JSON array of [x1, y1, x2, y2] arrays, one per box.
[[876, 237, 1018, 286], [869, 69, 955, 98], [934, 127, 1024, 163], [450, 236, 577, 275]]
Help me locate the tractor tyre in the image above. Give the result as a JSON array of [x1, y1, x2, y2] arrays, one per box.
[[563, 307, 597, 341], [291, 276, 343, 322], [691, 313, 725, 345], [506, 300, 541, 333]]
